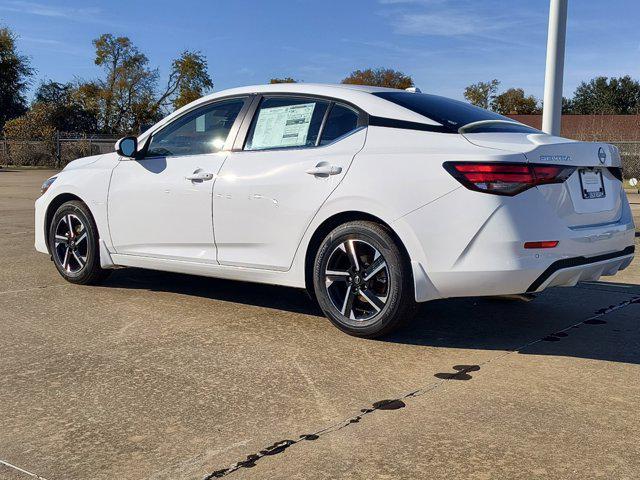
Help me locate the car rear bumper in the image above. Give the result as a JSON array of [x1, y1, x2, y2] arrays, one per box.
[[397, 186, 636, 302], [526, 246, 634, 292]]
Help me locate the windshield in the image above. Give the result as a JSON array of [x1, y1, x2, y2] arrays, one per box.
[[373, 91, 539, 134]]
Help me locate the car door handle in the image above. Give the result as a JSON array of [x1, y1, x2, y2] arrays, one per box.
[[185, 171, 214, 181], [306, 163, 342, 177]]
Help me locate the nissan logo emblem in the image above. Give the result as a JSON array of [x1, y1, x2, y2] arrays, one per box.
[[598, 147, 607, 165]]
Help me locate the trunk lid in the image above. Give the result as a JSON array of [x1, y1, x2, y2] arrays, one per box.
[[462, 132, 624, 228]]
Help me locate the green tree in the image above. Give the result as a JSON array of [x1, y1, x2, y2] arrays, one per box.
[[3, 102, 57, 166], [491, 88, 540, 115], [75, 35, 214, 134], [3, 102, 56, 140], [341, 68, 413, 89], [87, 33, 158, 133], [464, 79, 500, 109], [33, 81, 98, 133], [35, 80, 70, 105], [571, 76, 640, 115], [561, 96, 574, 114], [270, 77, 298, 84], [0, 27, 33, 132]]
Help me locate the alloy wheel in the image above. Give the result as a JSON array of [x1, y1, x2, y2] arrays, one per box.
[[54, 213, 88, 274], [324, 239, 390, 322]]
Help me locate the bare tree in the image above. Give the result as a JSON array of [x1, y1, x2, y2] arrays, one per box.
[[155, 51, 213, 111]]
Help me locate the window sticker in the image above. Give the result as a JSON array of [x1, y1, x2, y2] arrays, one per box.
[[250, 103, 316, 150], [195, 114, 206, 132]]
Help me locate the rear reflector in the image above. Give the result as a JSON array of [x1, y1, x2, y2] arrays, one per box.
[[443, 162, 575, 196], [524, 241, 559, 249]]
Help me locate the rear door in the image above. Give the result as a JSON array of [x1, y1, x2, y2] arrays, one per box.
[[213, 96, 366, 270]]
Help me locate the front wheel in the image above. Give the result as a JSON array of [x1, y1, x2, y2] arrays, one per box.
[[313, 221, 417, 338], [48, 200, 111, 285]]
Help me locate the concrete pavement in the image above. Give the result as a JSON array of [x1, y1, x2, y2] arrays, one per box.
[[1, 169, 639, 479]]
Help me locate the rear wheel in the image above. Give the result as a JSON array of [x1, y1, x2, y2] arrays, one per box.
[[48, 200, 111, 285], [313, 221, 417, 338]]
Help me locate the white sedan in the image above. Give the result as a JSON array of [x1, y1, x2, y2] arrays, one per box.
[[35, 83, 635, 337]]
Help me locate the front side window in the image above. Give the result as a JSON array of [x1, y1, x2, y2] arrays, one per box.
[[373, 91, 539, 134], [146, 98, 246, 158], [245, 97, 329, 151], [319, 104, 359, 145]]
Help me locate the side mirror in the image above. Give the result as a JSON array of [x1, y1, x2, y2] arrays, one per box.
[[115, 136, 138, 158]]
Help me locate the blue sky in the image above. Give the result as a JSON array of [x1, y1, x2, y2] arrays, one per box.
[[1, 0, 639, 102]]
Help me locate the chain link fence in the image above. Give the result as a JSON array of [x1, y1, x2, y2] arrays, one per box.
[[0, 134, 118, 169], [1, 134, 639, 179], [613, 141, 640, 179]]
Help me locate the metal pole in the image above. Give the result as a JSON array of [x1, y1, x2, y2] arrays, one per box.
[[55, 132, 61, 168], [542, 0, 569, 136]]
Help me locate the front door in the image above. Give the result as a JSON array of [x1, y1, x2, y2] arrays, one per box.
[[213, 96, 365, 270], [108, 97, 248, 262]]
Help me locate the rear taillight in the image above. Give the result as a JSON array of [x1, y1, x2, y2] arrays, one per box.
[[443, 162, 575, 196]]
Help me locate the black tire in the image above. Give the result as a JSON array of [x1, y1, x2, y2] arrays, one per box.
[[48, 200, 111, 285], [313, 221, 417, 338]]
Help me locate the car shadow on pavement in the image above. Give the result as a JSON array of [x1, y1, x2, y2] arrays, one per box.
[[104, 268, 640, 365], [104, 268, 323, 316], [386, 283, 640, 365]]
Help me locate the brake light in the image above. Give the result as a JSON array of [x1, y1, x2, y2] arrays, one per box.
[[443, 162, 575, 196]]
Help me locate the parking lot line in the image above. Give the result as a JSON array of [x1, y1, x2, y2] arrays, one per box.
[[0, 459, 50, 480]]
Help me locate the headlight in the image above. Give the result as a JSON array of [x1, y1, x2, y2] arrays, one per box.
[[41, 176, 57, 195]]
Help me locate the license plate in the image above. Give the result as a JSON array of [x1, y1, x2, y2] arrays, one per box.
[[579, 169, 605, 199]]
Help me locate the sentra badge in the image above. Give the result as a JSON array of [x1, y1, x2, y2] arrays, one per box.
[[540, 155, 571, 162]]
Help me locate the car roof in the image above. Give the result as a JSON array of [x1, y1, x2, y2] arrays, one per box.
[[206, 82, 404, 95], [141, 83, 441, 138]]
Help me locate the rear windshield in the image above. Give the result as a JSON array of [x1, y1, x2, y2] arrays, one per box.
[[373, 91, 539, 134]]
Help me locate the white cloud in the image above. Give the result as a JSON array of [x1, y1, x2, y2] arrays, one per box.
[[379, 0, 543, 40], [19, 36, 91, 56], [0, 1, 102, 21], [392, 11, 502, 36], [20, 36, 64, 45]]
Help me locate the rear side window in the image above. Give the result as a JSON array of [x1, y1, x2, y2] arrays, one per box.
[[373, 91, 539, 134], [245, 97, 329, 151], [146, 98, 246, 157], [319, 104, 359, 145]]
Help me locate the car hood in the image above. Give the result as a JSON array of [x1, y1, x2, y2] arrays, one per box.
[[62, 153, 116, 171]]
